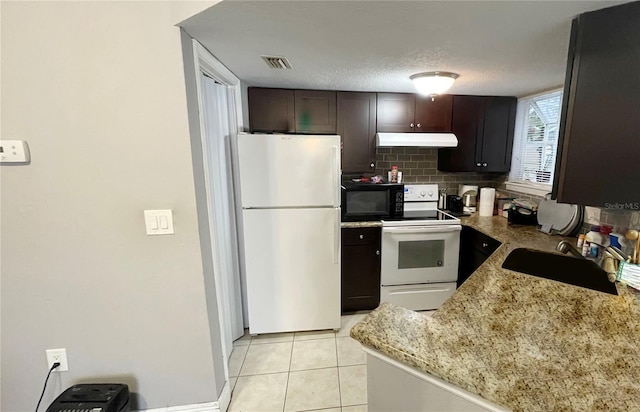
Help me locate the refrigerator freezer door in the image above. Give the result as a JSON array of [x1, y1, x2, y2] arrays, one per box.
[[243, 207, 341, 334], [238, 134, 340, 208]]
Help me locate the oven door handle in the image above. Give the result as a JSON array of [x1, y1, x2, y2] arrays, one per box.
[[385, 286, 454, 294], [383, 225, 461, 234]]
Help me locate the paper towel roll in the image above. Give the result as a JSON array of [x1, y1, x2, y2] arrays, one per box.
[[479, 187, 496, 217]]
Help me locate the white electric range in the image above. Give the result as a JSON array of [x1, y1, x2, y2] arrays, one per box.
[[380, 184, 461, 311]]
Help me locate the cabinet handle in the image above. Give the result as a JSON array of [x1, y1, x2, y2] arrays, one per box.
[[410, 123, 414, 128], [476, 163, 482, 167], [482, 242, 489, 248], [483, 163, 488, 167], [416, 123, 421, 128], [370, 162, 375, 168], [376, 250, 380, 256], [359, 234, 364, 240]]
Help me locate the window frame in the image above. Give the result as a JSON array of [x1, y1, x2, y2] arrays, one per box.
[[507, 89, 564, 197]]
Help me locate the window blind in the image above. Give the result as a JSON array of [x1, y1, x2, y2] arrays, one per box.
[[509, 90, 563, 189]]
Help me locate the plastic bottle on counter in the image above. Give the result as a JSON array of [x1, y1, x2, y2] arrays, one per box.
[[577, 233, 585, 248], [590, 243, 599, 259], [390, 165, 399, 183], [600, 225, 613, 248], [585, 225, 603, 245], [584, 225, 605, 259], [582, 239, 591, 257]]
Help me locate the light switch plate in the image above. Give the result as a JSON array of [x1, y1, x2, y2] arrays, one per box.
[[0, 140, 30, 163], [144, 210, 174, 235]]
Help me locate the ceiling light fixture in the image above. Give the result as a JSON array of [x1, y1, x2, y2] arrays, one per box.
[[410, 71, 459, 100]]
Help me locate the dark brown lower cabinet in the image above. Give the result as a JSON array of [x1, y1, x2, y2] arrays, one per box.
[[341, 227, 381, 313], [457, 226, 501, 288]]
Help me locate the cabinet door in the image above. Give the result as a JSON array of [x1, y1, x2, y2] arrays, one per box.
[[295, 90, 337, 134], [338, 92, 377, 173], [554, 2, 640, 206], [376, 93, 415, 133], [479, 97, 516, 172], [415, 95, 453, 132], [457, 226, 475, 287], [457, 226, 500, 288], [248, 88, 295, 133], [341, 228, 381, 312], [438, 96, 484, 172]]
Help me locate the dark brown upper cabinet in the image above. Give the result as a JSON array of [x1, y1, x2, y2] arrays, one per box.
[[376, 93, 415, 132], [438, 95, 516, 173], [337, 92, 377, 174], [553, 1, 640, 206], [248, 87, 295, 133], [376, 93, 452, 133], [415, 94, 453, 132], [294, 90, 337, 134], [480, 97, 517, 172]]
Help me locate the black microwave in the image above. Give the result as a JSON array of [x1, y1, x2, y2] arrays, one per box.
[[341, 183, 404, 221]]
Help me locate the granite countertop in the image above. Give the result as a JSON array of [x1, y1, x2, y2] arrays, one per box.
[[341, 221, 382, 228], [351, 214, 640, 411]]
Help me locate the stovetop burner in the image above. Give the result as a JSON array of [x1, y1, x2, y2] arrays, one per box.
[[382, 184, 461, 227], [382, 209, 460, 226]]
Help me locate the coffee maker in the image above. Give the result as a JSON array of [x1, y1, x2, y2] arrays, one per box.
[[458, 184, 478, 213]]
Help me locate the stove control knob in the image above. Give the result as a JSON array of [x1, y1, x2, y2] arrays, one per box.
[[428, 191, 434, 197], [420, 191, 426, 197]]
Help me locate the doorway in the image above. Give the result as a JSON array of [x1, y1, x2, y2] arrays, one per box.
[[187, 37, 247, 369], [199, 72, 245, 359]]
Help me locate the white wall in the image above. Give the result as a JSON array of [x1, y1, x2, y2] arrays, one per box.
[[0, 1, 223, 410]]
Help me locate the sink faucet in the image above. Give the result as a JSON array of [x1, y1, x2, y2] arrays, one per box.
[[556, 240, 585, 259]]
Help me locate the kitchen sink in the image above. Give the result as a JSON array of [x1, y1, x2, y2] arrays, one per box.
[[502, 248, 618, 295]]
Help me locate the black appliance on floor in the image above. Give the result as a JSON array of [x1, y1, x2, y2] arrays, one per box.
[[46, 383, 129, 412]]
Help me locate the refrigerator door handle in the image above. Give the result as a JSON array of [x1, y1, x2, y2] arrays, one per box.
[[332, 145, 340, 208], [333, 208, 340, 264]]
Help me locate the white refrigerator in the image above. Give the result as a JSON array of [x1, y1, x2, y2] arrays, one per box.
[[237, 133, 342, 334]]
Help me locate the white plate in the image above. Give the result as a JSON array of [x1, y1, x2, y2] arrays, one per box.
[[537, 194, 579, 234], [560, 205, 584, 237]]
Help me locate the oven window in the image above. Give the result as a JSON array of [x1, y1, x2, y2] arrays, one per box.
[[346, 191, 389, 215], [398, 240, 444, 269]]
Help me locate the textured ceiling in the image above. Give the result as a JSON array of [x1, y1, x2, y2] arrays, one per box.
[[181, 0, 626, 97]]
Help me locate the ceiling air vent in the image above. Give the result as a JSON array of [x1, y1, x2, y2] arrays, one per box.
[[261, 55, 292, 69]]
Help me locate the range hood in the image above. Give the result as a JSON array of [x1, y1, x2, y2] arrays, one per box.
[[376, 132, 458, 148]]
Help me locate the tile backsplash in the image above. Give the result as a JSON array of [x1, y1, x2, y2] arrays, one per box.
[[492, 175, 640, 232], [371, 147, 550, 204], [372, 147, 505, 195], [349, 147, 640, 232]]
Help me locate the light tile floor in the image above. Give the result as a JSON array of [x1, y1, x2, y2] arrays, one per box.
[[227, 310, 435, 412], [227, 312, 369, 412]]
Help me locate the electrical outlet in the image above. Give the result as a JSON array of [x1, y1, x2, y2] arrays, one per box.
[[46, 348, 69, 372], [585, 206, 601, 225]]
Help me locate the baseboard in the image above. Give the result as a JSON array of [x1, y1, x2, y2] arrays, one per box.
[[139, 402, 218, 412], [217, 380, 231, 412], [137, 381, 231, 412]]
